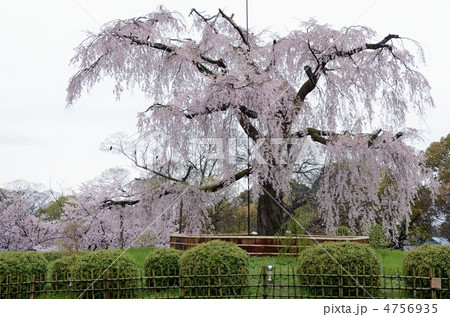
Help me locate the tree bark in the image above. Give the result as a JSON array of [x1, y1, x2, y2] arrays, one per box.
[[256, 182, 284, 236]]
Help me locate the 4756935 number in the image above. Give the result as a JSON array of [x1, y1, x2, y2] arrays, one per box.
[[384, 304, 437, 314]]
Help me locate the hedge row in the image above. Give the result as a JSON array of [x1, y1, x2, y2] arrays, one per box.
[[402, 244, 450, 298], [297, 241, 382, 297], [1, 241, 449, 299], [0, 251, 48, 298]]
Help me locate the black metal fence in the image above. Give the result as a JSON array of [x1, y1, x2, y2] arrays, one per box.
[[0, 266, 448, 299]]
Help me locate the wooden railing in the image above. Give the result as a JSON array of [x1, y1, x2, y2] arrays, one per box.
[[170, 234, 370, 256], [0, 267, 448, 299]]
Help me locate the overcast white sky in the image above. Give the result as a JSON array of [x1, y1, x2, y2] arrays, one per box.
[[0, 0, 448, 190]]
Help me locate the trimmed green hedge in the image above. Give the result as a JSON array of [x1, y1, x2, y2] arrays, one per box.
[[42, 250, 73, 262], [403, 244, 450, 298], [0, 251, 48, 298], [144, 248, 182, 288], [179, 240, 249, 296], [297, 242, 381, 297], [71, 250, 139, 298], [50, 254, 83, 290], [43, 250, 89, 262]]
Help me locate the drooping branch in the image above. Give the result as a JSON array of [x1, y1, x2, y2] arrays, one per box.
[[114, 33, 226, 78]]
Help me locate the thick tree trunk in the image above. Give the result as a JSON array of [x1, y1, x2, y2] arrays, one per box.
[[256, 182, 284, 236]]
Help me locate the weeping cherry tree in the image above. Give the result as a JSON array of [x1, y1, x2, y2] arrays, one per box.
[[67, 7, 435, 240]]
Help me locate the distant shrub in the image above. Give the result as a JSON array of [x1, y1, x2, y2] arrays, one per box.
[[403, 244, 450, 298], [297, 242, 381, 297], [131, 232, 157, 248], [71, 250, 139, 298], [179, 240, 249, 297], [332, 226, 354, 236], [369, 224, 392, 249], [0, 251, 48, 298], [43, 250, 90, 262], [42, 250, 72, 262], [144, 248, 182, 288]]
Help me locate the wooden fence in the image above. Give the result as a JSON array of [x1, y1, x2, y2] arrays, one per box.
[[0, 266, 448, 299], [170, 234, 370, 256]]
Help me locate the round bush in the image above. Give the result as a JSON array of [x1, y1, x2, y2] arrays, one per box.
[[403, 244, 450, 298], [51, 255, 80, 278], [144, 248, 183, 288], [297, 242, 381, 298], [0, 251, 48, 298], [71, 250, 139, 298], [368, 224, 392, 249], [179, 240, 249, 297], [50, 254, 83, 290]]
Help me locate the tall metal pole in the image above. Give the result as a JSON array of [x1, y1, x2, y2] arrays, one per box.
[[246, 0, 251, 236]]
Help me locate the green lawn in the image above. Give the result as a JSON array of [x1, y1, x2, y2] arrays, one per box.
[[125, 247, 155, 268], [374, 248, 405, 272]]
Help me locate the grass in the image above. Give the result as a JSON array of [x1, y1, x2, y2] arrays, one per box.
[[374, 248, 405, 272], [125, 247, 155, 268]]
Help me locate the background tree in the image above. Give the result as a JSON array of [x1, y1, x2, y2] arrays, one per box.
[[0, 183, 57, 251], [67, 7, 435, 238], [397, 185, 434, 247], [60, 168, 145, 250], [424, 134, 450, 239]]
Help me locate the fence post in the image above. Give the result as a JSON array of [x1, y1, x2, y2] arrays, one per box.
[[105, 271, 110, 299], [430, 268, 442, 299], [30, 275, 36, 299], [262, 266, 268, 299], [179, 269, 184, 299], [338, 267, 343, 298]]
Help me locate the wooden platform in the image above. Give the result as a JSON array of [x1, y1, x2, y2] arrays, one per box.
[[170, 234, 370, 256]]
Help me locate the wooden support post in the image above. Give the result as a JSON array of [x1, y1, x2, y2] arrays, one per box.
[[262, 266, 268, 299], [105, 271, 110, 299], [30, 275, 36, 299]]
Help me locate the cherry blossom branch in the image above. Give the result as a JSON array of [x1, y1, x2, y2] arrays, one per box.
[[237, 112, 260, 142], [293, 128, 337, 145], [201, 168, 252, 192], [218, 9, 250, 49], [147, 103, 257, 119], [101, 199, 140, 208], [294, 128, 404, 147], [112, 33, 226, 78], [294, 34, 401, 106], [190, 8, 217, 24], [294, 65, 319, 105]]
